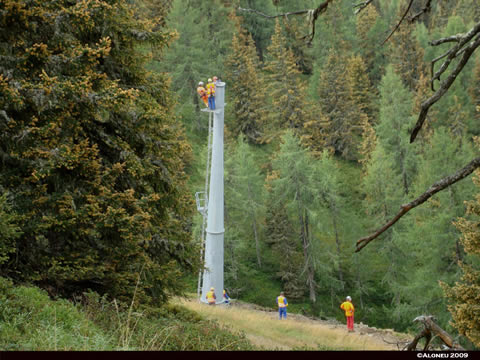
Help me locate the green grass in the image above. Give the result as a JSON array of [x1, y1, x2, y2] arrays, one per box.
[[0, 277, 256, 351]]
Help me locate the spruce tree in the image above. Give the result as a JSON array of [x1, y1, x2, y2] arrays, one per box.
[[0, 0, 195, 302]]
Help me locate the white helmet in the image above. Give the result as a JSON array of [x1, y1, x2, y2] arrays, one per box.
[[198, 81, 204, 86], [346, 296, 352, 301], [208, 78, 212, 82]]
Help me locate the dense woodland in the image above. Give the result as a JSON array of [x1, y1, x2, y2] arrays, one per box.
[[1, 0, 479, 350]]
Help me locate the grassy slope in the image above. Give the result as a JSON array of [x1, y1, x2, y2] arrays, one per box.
[[176, 297, 412, 351], [0, 278, 255, 351]]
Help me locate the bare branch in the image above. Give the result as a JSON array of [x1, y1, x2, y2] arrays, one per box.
[[408, 0, 432, 23], [237, 0, 334, 45], [410, 27, 480, 142], [353, 0, 374, 15], [355, 156, 480, 252], [237, 7, 310, 19], [381, 0, 414, 45]]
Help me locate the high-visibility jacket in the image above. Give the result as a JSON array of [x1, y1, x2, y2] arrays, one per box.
[[197, 86, 207, 98], [206, 82, 216, 97], [340, 301, 354, 317], [206, 290, 216, 304], [277, 295, 288, 308]]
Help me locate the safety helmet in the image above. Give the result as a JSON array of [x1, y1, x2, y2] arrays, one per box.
[[208, 78, 212, 82], [198, 81, 204, 86], [346, 296, 351, 301], [210, 287, 214, 291]]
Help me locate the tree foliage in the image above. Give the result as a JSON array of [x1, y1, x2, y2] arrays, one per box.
[[0, 0, 196, 303]]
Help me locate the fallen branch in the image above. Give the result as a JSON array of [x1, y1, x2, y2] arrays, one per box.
[[406, 315, 465, 351], [355, 156, 480, 252]]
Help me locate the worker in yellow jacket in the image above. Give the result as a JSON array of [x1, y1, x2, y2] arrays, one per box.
[[340, 296, 355, 331], [276, 291, 288, 320], [206, 78, 216, 110], [206, 287, 216, 305]]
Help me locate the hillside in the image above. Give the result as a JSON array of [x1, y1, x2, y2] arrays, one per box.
[[176, 297, 412, 351]]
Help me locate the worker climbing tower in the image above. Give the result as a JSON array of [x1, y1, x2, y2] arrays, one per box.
[[197, 81, 226, 304]]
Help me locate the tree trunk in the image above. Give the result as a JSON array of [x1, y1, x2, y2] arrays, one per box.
[[247, 181, 261, 268], [331, 205, 344, 289]]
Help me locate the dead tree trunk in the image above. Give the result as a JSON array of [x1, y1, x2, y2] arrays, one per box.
[[406, 315, 465, 351]]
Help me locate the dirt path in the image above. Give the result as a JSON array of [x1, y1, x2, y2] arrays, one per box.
[[231, 301, 411, 350], [178, 298, 412, 350]]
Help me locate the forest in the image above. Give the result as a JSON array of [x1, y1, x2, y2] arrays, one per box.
[[0, 0, 479, 350]]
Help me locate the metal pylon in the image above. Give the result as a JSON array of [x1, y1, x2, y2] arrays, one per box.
[[196, 111, 213, 300]]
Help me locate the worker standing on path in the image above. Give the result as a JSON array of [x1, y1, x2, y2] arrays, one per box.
[[197, 81, 208, 108], [223, 289, 230, 305], [276, 291, 288, 320], [340, 296, 355, 332], [206, 287, 216, 305], [206, 78, 216, 110]]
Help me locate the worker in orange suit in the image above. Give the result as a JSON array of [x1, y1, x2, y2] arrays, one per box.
[[197, 81, 208, 108], [206, 78, 216, 110], [340, 296, 355, 332]]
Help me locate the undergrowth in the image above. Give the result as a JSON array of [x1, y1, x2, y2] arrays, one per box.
[[0, 277, 256, 350]]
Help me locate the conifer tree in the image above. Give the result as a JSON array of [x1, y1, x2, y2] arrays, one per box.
[[442, 167, 480, 347], [267, 131, 318, 302], [263, 20, 313, 140], [225, 136, 266, 268], [355, 3, 387, 85], [225, 14, 268, 144], [388, 128, 476, 329], [264, 197, 305, 300], [387, 1, 427, 91], [375, 65, 418, 195], [160, 0, 235, 133], [0, 0, 195, 302], [315, 46, 352, 159]]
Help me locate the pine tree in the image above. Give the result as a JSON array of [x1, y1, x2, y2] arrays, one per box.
[[225, 14, 268, 144]]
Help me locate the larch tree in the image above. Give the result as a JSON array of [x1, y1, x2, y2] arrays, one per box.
[[225, 14, 268, 144], [225, 135, 266, 268], [267, 131, 319, 303], [263, 20, 314, 140]]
